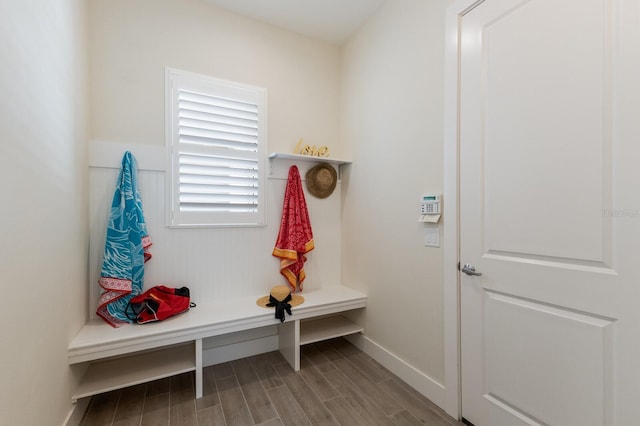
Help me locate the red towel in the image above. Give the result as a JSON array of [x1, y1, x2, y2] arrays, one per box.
[[273, 165, 314, 291]]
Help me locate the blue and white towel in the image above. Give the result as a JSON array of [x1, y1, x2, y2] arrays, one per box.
[[96, 151, 152, 327]]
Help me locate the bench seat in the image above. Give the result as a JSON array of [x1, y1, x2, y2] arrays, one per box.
[[69, 285, 366, 401]]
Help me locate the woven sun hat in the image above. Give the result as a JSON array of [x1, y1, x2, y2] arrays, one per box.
[[257, 285, 304, 322], [305, 162, 337, 199], [256, 285, 305, 308]]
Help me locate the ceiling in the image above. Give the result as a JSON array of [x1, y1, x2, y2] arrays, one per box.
[[203, 0, 386, 45]]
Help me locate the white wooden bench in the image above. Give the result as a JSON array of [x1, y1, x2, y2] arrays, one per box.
[[68, 285, 366, 402]]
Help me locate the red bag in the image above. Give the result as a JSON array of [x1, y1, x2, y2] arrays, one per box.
[[125, 286, 195, 324]]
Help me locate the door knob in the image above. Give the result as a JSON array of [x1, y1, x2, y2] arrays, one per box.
[[461, 263, 482, 276]]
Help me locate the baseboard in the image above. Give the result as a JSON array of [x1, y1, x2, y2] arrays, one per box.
[[345, 334, 446, 410], [63, 397, 90, 426], [202, 335, 278, 366]]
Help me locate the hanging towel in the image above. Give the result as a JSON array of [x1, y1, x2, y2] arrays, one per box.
[[272, 165, 314, 291], [96, 151, 152, 327]]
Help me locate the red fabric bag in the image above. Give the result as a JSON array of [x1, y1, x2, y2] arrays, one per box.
[[125, 286, 194, 324]]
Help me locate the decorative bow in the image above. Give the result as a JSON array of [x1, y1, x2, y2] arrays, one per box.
[[266, 293, 293, 322]]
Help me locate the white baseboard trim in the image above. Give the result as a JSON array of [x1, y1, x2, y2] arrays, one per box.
[[202, 335, 278, 367], [345, 334, 446, 410], [63, 397, 90, 426]]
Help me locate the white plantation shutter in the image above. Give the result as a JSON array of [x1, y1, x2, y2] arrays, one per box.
[[167, 69, 267, 226]]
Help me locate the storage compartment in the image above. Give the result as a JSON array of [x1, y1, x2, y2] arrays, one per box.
[[73, 343, 195, 401], [300, 314, 364, 346]]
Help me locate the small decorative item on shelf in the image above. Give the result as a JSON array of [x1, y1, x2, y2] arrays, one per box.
[[293, 138, 330, 158]]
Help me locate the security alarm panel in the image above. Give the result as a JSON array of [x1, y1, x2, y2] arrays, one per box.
[[420, 195, 441, 215]]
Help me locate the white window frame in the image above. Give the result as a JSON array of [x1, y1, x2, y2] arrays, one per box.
[[165, 68, 267, 227]]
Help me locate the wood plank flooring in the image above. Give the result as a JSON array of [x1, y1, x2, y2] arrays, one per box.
[[80, 337, 463, 426]]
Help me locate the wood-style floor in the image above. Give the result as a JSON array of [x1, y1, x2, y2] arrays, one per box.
[[80, 337, 463, 426]]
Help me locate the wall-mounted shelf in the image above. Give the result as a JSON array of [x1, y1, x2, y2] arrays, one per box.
[[268, 152, 352, 166]]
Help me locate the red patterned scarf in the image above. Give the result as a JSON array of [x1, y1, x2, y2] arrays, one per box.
[[272, 165, 314, 291]]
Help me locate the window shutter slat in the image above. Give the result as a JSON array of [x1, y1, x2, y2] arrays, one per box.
[[179, 107, 258, 130], [179, 136, 256, 152], [179, 183, 257, 196], [179, 193, 258, 205], [178, 125, 257, 146], [179, 204, 258, 213], [179, 98, 258, 119], [179, 154, 257, 170], [179, 90, 258, 114], [179, 118, 257, 136]]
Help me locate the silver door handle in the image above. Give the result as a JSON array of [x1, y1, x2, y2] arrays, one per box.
[[461, 263, 482, 276]]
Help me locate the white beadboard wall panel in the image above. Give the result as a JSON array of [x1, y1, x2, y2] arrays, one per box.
[[88, 145, 342, 317]]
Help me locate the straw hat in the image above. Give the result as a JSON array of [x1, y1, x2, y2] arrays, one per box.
[[257, 285, 304, 322], [256, 285, 304, 307], [305, 163, 337, 199]]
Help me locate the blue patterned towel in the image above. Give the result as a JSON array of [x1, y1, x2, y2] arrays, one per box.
[[96, 151, 152, 327]]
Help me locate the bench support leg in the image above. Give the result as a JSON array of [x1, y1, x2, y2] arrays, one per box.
[[195, 338, 203, 398], [278, 319, 300, 371]]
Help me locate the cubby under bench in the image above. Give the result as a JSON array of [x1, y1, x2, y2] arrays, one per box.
[[68, 285, 367, 402]]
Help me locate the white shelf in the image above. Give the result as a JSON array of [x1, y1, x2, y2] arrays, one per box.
[[299, 314, 364, 346], [73, 343, 195, 401], [268, 152, 352, 166]]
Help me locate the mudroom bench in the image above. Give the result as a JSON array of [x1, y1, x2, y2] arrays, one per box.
[[68, 285, 366, 402]]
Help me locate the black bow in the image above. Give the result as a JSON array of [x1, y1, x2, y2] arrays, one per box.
[[266, 293, 292, 322]]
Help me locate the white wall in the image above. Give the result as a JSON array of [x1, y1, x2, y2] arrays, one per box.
[[341, 0, 451, 392], [89, 0, 341, 156], [87, 1, 344, 311], [0, 0, 88, 425]]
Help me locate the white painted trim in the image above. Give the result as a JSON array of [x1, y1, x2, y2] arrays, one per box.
[[63, 397, 90, 426], [345, 334, 445, 409], [195, 339, 203, 398], [443, 0, 486, 420], [89, 140, 166, 171], [165, 67, 175, 229], [202, 324, 278, 349], [202, 335, 278, 366]]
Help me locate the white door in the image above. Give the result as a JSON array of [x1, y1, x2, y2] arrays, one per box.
[[458, 0, 640, 425]]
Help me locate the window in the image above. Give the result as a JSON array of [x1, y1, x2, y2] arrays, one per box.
[[166, 68, 267, 227]]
